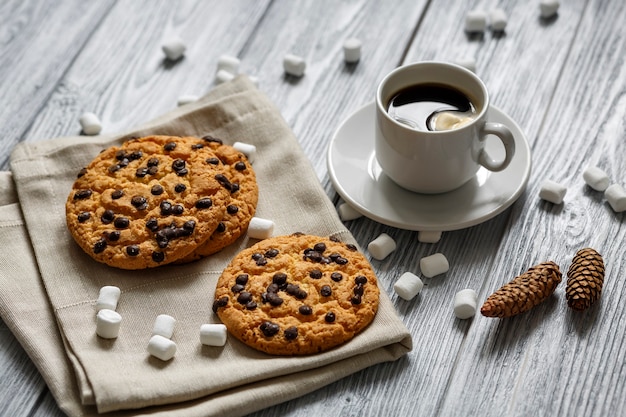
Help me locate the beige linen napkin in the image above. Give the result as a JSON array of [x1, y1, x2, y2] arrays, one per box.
[[0, 76, 412, 416]]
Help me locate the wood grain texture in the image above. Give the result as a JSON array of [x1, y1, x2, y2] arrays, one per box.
[[1, 0, 626, 415]]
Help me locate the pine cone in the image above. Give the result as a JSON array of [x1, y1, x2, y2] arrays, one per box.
[[566, 248, 605, 311], [481, 261, 562, 318]]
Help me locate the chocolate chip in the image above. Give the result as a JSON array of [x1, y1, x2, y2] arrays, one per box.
[[329, 253, 341, 261], [309, 269, 322, 279], [299, 305, 313, 315], [152, 251, 165, 263], [182, 220, 195, 233], [202, 135, 223, 144], [305, 251, 322, 262], [108, 164, 121, 173], [115, 150, 126, 160], [329, 236, 340, 242], [216, 222, 226, 232], [135, 167, 148, 177], [260, 321, 280, 337], [111, 190, 124, 199], [331, 272, 343, 282], [191, 143, 204, 149], [114, 217, 130, 229], [93, 238, 107, 254], [160, 201, 172, 215], [128, 150, 143, 161], [237, 291, 252, 304], [351, 295, 362, 305], [151, 184, 164, 195], [335, 257, 348, 265], [174, 183, 186, 193], [77, 212, 91, 223], [251, 253, 263, 261], [245, 301, 257, 310], [272, 272, 287, 286], [295, 289, 308, 299], [147, 165, 158, 175], [226, 205, 239, 214], [284, 326, 298, 341], [171, 204, 184, 215], [314, 242, 327, 253], [320, 285, 332, 297], [234, 161, 246, 171], [266, 293, 283, 306], [126, 245, 139, 256], [325, 312, 336, 323], [206, 157, 220, 165], [164, 142, 177, 151], [77, 167, 87, 178], [230, 183, 240, 193], [106, 230, 121, 241], [231, 284, 245, 293], [101, 210, 115, 224], [215, 174, 233, 191], [146, 218, 158, 232], [355, 275, 368, 285], [172, 159, 186, 171], [346, 243, 358, 251], [147, 157, 159, 167], [212, 296, 229, 313], [265, 248, 279, 258], [266, 283, 280, 294], [73, 189, 92, 200], [195, 198, 213, 209], [236, 274, 249, 285], [155, 230, 170, 248], [131, 195, 147, 209]]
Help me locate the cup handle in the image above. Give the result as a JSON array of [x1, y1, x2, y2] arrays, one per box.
[[478, 122, 516, 172]]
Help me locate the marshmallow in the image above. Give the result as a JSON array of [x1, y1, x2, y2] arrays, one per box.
[[583, 166, 610, 192], [283, 54, 306, 77], [367, 233, 397, 260], [161, 37, 186, 61], [540, 0, 560, 18], [152, 314, 176, 339], [217, 54, 240, 75], [147, 335, 177, 361], [343, 38, 362, 63], [539, 179, 567, 204], [454, 58, 476, 73], [248, 217, 274, 239], [465, 10, 488, 33], [489, 8, 508, 31], [418, 230, 442, 244], [96, 285, 121, 312], [454, 289, 478, 319], [394, 272, 424, 300], [96, 309, 122, 339], [605, 184, 626, 212], [233, 141, 256, 163], [215, 69, 235, 84], [177, 95, 199, 106], [79, 112, 102, 135], [338, 202, 362, 221], [200, 323, 228, 346], [420, 253, 449, 278]]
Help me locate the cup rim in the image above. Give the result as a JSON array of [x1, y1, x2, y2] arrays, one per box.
[[376, 61, 489, 135]]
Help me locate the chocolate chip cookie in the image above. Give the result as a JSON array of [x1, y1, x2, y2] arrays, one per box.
[[213, 233, 380, 355], [65, 135, 230, 269]]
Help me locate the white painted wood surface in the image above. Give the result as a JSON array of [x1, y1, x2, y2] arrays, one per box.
[[1, 0, 625, 415]]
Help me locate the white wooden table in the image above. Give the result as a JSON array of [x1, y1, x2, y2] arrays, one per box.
[[1, 1, 625, 415]]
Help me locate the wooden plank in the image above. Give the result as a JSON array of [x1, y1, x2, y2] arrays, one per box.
[[21, 0, 271, 144], [438, 0, 626, 415], [0, 323, 49, 416], [0, 0, 116, 169]]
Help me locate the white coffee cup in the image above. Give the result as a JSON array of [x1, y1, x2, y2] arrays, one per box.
[[375, 61, 515, 194]]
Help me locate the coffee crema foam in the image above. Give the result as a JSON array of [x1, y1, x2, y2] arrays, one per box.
[[429, 111, 475, 131]]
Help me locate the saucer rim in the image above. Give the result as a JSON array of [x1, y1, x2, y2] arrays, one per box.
[[326, 101, 532, 232]]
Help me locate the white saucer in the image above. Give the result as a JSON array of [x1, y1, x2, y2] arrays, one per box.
[[327, 102, 531, 231]]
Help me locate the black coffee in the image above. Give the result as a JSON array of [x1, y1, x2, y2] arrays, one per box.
[[387, 83, 476, 131]]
